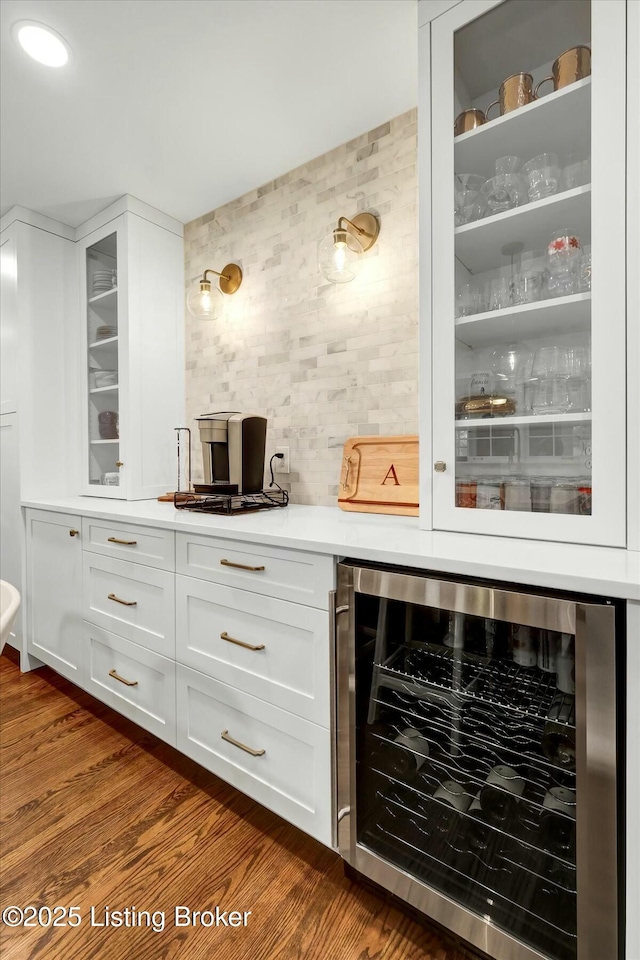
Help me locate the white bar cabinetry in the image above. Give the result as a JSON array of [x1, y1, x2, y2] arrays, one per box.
[[175, 531, 334, 846], [23, 508, 334, 848], [424, 0, 628, 546], [25, 510, 83, 684], [78, 207, 184, 500]]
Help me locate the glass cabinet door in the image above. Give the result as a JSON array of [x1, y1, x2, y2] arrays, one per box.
[[357, 594, 579, 960], [84, 231, 122, 495], [430, 0, 626, 545]]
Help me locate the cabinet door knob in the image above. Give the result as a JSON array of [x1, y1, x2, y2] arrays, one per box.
[[69, 529, 80, 537], [115, 461, 124, 468], [434, 461, 447, 473]]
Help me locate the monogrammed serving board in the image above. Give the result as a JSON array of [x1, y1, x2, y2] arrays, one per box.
[[337, 435, 419, 516]]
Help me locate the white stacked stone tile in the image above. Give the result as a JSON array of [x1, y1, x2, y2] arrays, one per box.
[[184, 109, 418, 506]]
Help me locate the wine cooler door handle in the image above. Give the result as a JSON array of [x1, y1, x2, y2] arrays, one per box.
[[575, 601, 618, 960]]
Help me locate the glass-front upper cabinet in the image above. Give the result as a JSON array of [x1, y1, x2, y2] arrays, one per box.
[[430, 0, 626, 546], [83, 229, 123, 497], [78, 204, 184, 501]]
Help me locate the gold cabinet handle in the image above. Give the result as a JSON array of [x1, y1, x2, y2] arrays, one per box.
[[221, 730, 265, 757], [115, 461, 124, 467], [109, 668, 138, 687], [220, 558, 265, 572], [107, 537, 137, 546], [108, 592, 137, 606], [69, 529, 80, 537], [220, 631, 265, 652]]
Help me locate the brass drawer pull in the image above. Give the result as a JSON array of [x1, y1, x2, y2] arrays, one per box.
[[109, 668, 138, 687], [69, 529, 80, 537], [108, 537, 137, 546], [108, 592, 137, 607], [220, 631, 265, 652], [221, 729, 265, 757], [220, 559, 265, 572]]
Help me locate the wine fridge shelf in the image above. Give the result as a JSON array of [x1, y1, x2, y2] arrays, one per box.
[[361, 786, 577, 953], [367, 724, 575, 829], [375, 644, 575, 725]]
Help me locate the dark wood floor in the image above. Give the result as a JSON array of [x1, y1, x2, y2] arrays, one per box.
[[1, 647, 477, 960]]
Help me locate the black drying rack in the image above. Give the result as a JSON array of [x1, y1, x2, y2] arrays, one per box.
[[173, 489, 289, 515]]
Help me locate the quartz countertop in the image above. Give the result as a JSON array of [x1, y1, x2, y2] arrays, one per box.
[[21, 496, 640, 600]]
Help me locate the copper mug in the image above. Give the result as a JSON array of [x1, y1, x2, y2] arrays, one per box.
[[486, 73, 536, 119], [454, 108, 487, 137], [535, 45, 591, 97]]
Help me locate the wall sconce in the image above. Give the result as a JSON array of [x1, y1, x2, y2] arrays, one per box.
[[318, 212, 380, 283], [186, 264, 243, 320]]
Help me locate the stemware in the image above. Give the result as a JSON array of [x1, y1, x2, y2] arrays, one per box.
[[491, 342, 533, 412], [530, 345, 571, 414]]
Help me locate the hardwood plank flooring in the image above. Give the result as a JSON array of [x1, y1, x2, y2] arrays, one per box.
[[0, 648, 480, 960]]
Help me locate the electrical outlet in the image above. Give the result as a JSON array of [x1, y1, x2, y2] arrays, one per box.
[[275, 446, 290, 473]]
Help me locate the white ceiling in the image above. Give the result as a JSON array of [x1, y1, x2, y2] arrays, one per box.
[[1, 0, 418, 227]]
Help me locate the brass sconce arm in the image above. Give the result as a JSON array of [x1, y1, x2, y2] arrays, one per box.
[[335, 213, 380, 252], [199, 263, 243, 295], [202, 267, 230, 283]]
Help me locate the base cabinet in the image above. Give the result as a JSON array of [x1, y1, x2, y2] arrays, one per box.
[[22, 508, 334, 849], [176, 664, 332, 845], [25, 510, 83, 684], [83, 622, 176, 745]]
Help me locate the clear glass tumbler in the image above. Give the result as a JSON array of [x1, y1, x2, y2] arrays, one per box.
[[522, 153, 560, 201], [454, 174, 486, 226], [546, 228, 581, 298]]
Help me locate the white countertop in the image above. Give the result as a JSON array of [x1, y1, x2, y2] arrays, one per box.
[[22, 496, 640, 600]]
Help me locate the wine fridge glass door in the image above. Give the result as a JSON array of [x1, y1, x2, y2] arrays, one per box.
[[336, 563, 619, 960]]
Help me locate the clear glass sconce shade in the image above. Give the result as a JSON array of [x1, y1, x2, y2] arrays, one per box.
[[318, 230, 362, 283], [187, 281, 223, 321]]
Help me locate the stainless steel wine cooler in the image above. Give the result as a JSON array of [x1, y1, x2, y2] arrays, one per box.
[[335, 562, 622, 960]]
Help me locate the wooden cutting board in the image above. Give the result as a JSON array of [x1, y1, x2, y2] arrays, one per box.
[[337, 435, 419, 516]]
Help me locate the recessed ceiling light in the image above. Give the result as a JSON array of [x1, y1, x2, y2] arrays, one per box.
[[12, 20, 70, 67]]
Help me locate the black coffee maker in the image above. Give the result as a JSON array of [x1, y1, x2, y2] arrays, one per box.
[[195, 412, 267, 494]]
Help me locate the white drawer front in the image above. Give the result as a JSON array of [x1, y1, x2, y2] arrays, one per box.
[[82, 518, 174, 570], [83, 554, 175, 657], [176, 577, 330, 726], [83, 623, 176, 745], [175, 533, 334, 608], [176, 665, 331, 846]]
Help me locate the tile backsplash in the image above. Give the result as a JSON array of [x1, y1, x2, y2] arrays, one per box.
[[184, 109, 418, 506]]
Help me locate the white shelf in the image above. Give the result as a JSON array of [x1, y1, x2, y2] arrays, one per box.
[[89, 287, 117, 304], [454, 79, 591, 180], [90, 439, 119, 445], [455, 293, 591, 348], [455, 412, 592, 429], [89, 335, 118, 349], [89, 384, 119, 394], [455, 185, 591, 274]]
